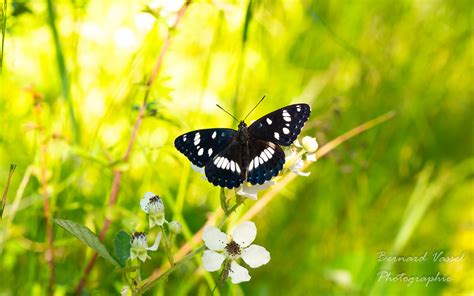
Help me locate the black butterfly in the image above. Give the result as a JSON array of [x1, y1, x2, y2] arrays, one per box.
[[174, 103, 311, 189]]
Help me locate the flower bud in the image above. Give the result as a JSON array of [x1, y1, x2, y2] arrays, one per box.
[[302, 136, 318, 153], [169, 221, 182, 234]]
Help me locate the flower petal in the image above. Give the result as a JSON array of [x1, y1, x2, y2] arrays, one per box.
[[146, 231, 162, 251], [241, 244, 271, 268], [236, 181, 276, 200], [191, 163, 206, 175], [232, 221, 256, 248], [229, 261, 251, 284], [294, 170, 311, 176], [202, 226, 227, 251], [140, 192, 155, 213], [202, 250, 226, 272], [294, 138, 302, 148]]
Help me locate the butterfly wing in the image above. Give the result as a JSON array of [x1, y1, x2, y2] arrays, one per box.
[[174, 128, 236, 167], [246, 138, 286, 185], [248, 103, 311, 146], [205, 142, 245, 189]]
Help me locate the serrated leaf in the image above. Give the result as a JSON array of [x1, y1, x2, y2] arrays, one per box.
[[54, 219, 120, 267], [114, 230, 131, 267]]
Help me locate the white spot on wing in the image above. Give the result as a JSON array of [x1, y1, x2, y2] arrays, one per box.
[[212, 131, 217, 139], [183, 135, 187, 142], [214, 157, 220, 165], [274, 132, 280, 140], [222, 158, 229, 169], [236, 163, 241, 174], [254, 157, 260, 168], [283, 127, 290, 134], [230, 161, 235, 172], [198, 148, 204, 156], [266, 118, 272, 125], [217, 157, 225, 168], [264, 149, 272, 159], [261, 151, 269, 162], [249, 159, 254, 171], [208, 148, 213, 157]]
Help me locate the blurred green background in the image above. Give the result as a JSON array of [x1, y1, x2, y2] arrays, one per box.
[[0, 0, 472, 295]]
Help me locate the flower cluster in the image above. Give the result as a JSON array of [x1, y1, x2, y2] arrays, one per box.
[[129, 192, 181, 262], [284, 136, 318, 176]]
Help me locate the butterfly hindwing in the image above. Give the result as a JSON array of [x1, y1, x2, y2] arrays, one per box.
[[205, 142, 245, 189], [174, 128, 236, 167], [246, 138, 286, 185], [248, 103, 311, 146]]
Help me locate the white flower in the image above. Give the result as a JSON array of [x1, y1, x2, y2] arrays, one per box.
[[130, 231, 162, 262], [140, 192, 165, 228], [201, 222, 270, 284], [235, 181, 276, 200], [284, 150, 310, 176]]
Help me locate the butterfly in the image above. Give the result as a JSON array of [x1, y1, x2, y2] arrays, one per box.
[[174, 101, 311, 189]]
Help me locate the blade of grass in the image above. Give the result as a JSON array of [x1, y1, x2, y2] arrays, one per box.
[[1, 164, 15, 217], [45, 0, 80, 143], [0, 0, 6, 74]]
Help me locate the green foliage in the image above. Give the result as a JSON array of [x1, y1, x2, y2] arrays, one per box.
[[114, 230, 131, 267], [54, 219, 120, 268]]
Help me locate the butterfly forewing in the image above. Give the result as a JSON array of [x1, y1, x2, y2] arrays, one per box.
[[246, 139, 285, 185], [205, 143, 245, 189], [248, 103, 311, 146], [174, 128, 236, 167]]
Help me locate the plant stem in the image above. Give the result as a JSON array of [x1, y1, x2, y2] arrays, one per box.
[[33, 98, 55, 295], [1, 164, 15, 217], [160, 225, 174, 266], [0, 0, 7, 74]]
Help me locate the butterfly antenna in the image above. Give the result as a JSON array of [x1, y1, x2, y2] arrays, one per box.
[[243, 95, 266, 121], [216, 104, 240, 123]]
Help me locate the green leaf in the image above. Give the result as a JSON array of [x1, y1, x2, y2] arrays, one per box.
[[114, 230, 131, 267], [54, 219, 120, 267]]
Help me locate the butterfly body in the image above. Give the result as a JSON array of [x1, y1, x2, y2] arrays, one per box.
[[175, 103, 311, 189]]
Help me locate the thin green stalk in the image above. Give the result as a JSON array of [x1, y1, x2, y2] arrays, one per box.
[[0, 0, 6, 74], [1, 164, 15, 217], [45, 0, 80, 143], [160, 225, 174, 266]]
